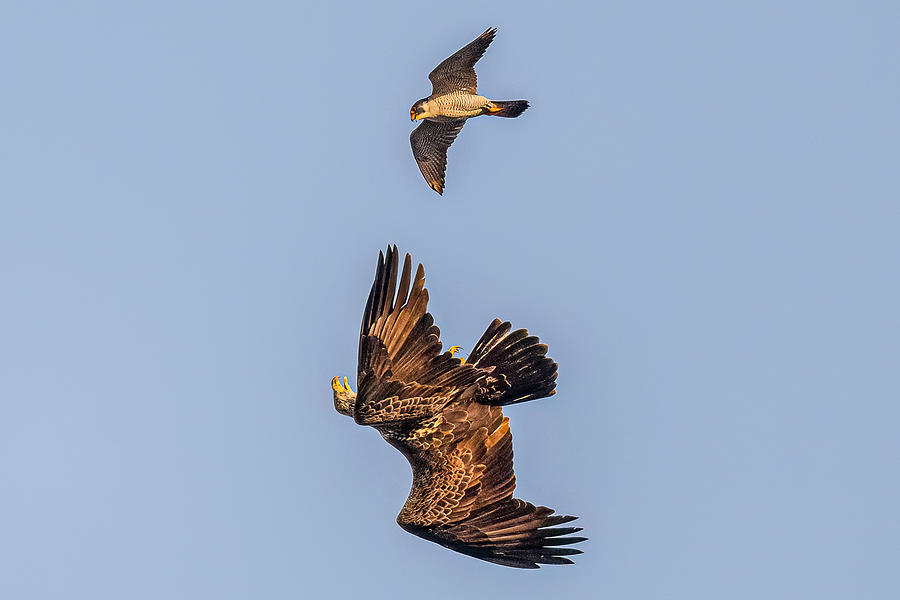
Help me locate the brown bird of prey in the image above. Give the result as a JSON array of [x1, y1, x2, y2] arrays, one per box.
[[332, 246, 585, 568], [410, 27, 530, 195]]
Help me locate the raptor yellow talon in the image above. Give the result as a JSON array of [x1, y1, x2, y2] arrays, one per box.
[[448, 345, 466, 364]]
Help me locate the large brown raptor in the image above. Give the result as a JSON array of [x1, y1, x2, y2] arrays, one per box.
[[332, 246, 585, 568]]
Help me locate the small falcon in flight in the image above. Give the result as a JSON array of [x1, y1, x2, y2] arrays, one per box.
[[331, 246, 585, 568], [410, 27, 530, 195]]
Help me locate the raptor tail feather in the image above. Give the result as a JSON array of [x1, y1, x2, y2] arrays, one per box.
[[468, 319, 557, 406]]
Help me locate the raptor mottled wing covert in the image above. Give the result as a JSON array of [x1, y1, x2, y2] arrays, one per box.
[[332, 246, 585, 568], [354, 246, 480, 426], [396, 398, 585, 569]]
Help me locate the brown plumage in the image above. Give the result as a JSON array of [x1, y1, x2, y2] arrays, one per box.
[[332, 246, 585, 568]]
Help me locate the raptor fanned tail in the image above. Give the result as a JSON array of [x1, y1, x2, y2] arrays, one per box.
[[468, 319, 558, 406]]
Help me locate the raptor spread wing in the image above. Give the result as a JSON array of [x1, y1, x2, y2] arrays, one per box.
[[355, 246, 480, 425], [410, 119, 465, 195], [397, 403, 586, 568], [428, 27, 496, 96]]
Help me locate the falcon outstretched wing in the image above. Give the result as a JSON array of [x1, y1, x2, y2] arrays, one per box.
[[428, 27, 497, 96], [396, 402, 586, 568], [410, 119, 465, 195], [355, 246, 481, 425]]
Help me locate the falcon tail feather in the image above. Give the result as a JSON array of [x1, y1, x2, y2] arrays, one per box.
[[487, 100, 530, 118]]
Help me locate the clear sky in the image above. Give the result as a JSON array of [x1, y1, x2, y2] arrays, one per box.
[[1, 1, 898, 598]]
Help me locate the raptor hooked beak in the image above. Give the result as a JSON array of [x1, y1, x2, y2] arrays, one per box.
[[331, 376, 353, 393]]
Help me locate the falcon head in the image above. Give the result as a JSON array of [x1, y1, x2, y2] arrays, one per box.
[[410, 98, 429, 121], [332, 376, 356, 417]]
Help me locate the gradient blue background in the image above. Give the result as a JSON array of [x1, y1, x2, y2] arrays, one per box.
[[2, 1, 898, 598]]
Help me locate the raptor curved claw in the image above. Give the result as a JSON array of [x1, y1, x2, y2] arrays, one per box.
[[448, 345, 466, 364]]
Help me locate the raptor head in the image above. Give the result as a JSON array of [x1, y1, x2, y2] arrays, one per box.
[[410, 98, 429, 121], [331, 376, 356, 417]]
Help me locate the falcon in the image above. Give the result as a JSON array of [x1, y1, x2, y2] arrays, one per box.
[[331, 246, 585, 568], [410, 27, 530, 195]]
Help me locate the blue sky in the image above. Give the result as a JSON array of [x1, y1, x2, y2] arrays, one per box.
[[1, 1, 898, 598]]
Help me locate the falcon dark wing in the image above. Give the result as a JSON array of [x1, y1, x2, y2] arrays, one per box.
[[428, 27, 496, 96], [410, 119, 465, 195]]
